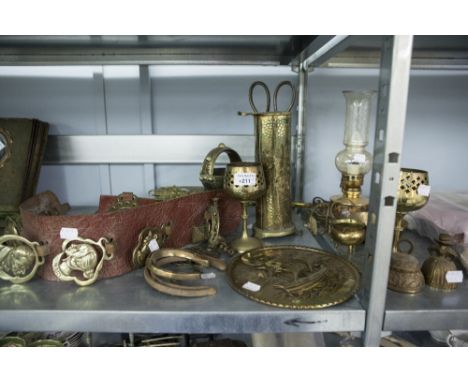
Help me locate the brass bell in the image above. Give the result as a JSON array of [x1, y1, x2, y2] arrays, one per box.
[[422, 233, 461, 291]]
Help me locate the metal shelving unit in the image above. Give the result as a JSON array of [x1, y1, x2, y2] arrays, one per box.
[[0, 214, 365, 334], [294, 35, 468, 346], [0, 35, 466, 346]]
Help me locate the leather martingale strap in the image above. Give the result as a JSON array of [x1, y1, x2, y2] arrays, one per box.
[[19, 190, 241, 282]]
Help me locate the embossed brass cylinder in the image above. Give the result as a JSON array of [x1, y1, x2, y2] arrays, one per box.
[[250, 112, 295, 238]]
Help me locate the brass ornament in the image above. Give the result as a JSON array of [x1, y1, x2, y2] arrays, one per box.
[[223, 162, 266, 254], [330, 175, 370, 221], [388, 168, 429, 294], [227, 245, 360, 309], [108, 192, 138, 212], [191, 198, 236, 256], [132, 223, 171, 269], [240, 80, 296, 239], [4, 215, 20, 236], [0, 127, 13, 169], [149, 186, 203, 201], [392, 168, 429, 253], [0, 234, 46, 284], [147, 250, 211, 281], [52, 237, 114, 286], [144, 249, 218, 297], [330, 218, 366, 259], [388, 249, 425, 294], [199, 143, 242, 190], [422, 234, 462, 291]]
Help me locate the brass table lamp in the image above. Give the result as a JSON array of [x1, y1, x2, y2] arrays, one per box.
[[223, 162, 266, 254]]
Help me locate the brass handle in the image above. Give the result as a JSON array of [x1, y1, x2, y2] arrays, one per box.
[[199, 143, 242, 189], [249, 81, 271, 113], [273, 80, 296, 112]]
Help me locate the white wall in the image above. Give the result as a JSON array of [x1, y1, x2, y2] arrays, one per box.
[[0, 66, 467, 206]]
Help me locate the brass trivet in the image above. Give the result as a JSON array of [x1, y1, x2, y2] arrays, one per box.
[[227, 245, 360, 309]]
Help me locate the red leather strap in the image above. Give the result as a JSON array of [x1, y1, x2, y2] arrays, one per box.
[[19, 190, 241, 282]]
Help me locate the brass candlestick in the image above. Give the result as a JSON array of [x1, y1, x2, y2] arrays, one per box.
[[223, 162, 266, 254], [388, 168, 429, 294]]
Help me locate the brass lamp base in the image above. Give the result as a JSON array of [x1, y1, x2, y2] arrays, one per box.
[[330, 194, 369, 221], [253, 224, 296, 239]]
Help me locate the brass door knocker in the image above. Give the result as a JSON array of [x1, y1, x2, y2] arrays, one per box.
[[191, 198, 235, 256], [131, 223, 172, 269], [0, 234, 47, 284], [52, 237, 114, 286]]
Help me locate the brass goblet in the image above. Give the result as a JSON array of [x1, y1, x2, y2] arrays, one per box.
[[388, 168, 429, 294], [330, 218, 366, 259], [223, 162, 266, 254]]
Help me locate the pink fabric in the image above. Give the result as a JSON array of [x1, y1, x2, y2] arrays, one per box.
[[409, 192, 468, 244]]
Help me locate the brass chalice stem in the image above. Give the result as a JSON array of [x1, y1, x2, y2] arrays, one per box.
[[240, 201, 250, 241], [347, 245, 354, 260], [392, 212, 406, 253]]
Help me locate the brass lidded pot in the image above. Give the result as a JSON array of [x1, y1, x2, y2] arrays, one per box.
[[388, 249, 425, 294]]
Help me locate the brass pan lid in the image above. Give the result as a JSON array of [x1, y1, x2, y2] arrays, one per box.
[[227, 245, 360, 309]]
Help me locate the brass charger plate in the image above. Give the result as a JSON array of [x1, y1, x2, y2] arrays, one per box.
[[227, 245, 360, 309]]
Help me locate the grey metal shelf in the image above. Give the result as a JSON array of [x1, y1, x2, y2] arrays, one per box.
[[0, 214, 365, 334], [383, 231, 468, 332], [0, 35, 315, 66], [1, 35, 465, 345]]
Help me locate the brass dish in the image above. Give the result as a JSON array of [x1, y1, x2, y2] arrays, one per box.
[[227, 245, 360, 309], [330, 218, 366, 258]]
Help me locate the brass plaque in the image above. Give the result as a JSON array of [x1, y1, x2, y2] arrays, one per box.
[[227, 245, 360, 309]]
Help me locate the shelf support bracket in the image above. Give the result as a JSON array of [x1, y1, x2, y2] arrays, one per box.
[[360, 35, 414, 347], [293, 63, 308, 201]]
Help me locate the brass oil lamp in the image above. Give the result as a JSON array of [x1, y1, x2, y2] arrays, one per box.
[[329, 90, 375, 255]]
